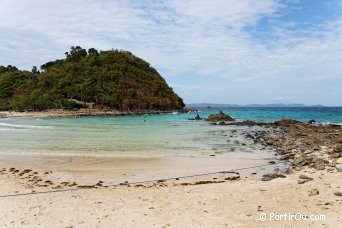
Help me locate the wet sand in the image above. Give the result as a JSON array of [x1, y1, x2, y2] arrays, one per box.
[[0, 151, 276, 187]]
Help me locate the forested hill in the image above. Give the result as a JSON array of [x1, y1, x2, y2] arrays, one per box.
[[0, 46, 185, 111]]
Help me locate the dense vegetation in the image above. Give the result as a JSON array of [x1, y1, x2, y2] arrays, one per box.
[[0, 47, 184, 111]]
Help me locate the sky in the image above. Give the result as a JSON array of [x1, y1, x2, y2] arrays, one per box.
[[0, 0, 341, 106]]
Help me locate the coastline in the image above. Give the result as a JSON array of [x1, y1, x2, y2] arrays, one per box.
[[0, 118, 341, 227], [0, 108, 194, 118]]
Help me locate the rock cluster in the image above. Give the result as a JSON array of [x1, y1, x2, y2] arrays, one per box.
[[235, 118, 341, 171], [206, 110, 235, 122]]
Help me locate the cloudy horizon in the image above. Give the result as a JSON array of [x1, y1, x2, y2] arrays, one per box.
[[0, 0, 341, 106]]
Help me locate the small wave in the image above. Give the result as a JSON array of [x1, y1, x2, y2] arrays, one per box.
[[321, 122, 342, 126], [0, 128, 29, 131], [0, 123, 52, 129]]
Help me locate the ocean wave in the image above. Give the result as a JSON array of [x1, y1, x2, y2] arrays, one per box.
[[0, 123, 52, 129]]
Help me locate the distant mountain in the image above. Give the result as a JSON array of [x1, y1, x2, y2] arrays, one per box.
[[243, 103, 325, 107], [186, 103, 325, 108], [0, 46, 185, 111], [186, 103, 239, 108]]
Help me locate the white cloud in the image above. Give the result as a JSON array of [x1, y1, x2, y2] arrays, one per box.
[[0, 0, 341, 105]]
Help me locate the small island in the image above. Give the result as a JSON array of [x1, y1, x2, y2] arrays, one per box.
[[0, 46, 185, 116]]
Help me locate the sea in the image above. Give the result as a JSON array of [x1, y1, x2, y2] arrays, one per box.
[[0, 107, 341, 157]]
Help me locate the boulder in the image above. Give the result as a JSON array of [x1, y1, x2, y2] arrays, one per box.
[[206, 110, 234, 122], [308, 119, 316, 124]]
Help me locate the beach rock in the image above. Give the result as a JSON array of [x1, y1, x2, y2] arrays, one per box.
[[336, 166, 342, 172], [194, 180, 224, 185], [280, 154, 293, 160], [207, 111, 234, 122], [292, 152, 309, 167], [261, 173, 286, 181], [274, 118, 301, 127], [299, 174, 313, 180], [283, 167, 293, 174], [334, 191, 342, 197], [298, 179, 308, 184], [331, 153, 340, 158], [226, 117, 341, 175], [312, 159, 325, 170], [309, 189, 319, 196], [334, 145, 342, 153], [308, 119, 316, 124], [228, 120, 258, 127], [304, 150, 313, 155], [257, 206, 263, 212], [78, 184, 95, 189], [225, 174, 240, 181], [45, 180, 53, 185]]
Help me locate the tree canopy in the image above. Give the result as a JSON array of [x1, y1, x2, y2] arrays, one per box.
[[0, 47, 185, 111]]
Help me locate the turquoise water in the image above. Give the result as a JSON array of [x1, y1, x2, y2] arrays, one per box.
[[195, 107, 342, 123], [0, 107, 341, 157]]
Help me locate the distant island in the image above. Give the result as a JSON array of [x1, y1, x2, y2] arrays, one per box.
[[0, 46, 184, 112], [186, 103, 325, 108]]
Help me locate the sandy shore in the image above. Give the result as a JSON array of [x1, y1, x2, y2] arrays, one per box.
[[0, 164, 341, 227], [0, 119, 341, 227], [0, 109, 191, 118]]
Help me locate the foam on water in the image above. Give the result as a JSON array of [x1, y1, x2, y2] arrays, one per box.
[[0, 123, 52, 129]]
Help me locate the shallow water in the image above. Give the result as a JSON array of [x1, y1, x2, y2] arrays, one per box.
[[0, 107, 341, 157]]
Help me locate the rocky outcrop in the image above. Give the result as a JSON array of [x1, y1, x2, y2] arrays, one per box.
[[273, 118, 302, 127], [206, 110, 234, 122], [229, 118, 341, 172]]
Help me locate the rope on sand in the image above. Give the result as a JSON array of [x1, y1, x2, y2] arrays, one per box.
[[0, 161, 287, 198]]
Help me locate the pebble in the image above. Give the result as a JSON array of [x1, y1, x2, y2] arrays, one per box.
[[334, 191, 342, 197], [298, 179, 306, 184], [299, 174, 313, 180], [308, 189, 319, 196]]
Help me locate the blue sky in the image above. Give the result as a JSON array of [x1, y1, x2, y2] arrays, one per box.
[[0, 0, 341, 105]]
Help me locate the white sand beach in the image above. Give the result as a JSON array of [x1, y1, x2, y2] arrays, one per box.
[[0, 155, 341, 228]]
